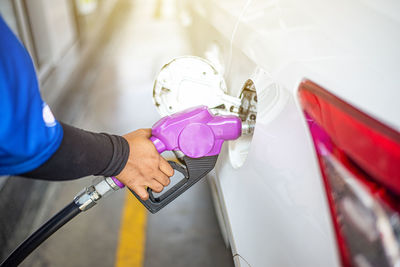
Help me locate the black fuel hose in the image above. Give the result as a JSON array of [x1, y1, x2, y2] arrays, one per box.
[[0, 202, 81, 267]]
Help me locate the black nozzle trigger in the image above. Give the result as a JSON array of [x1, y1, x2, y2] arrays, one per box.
[[129, 155, 218, 213]]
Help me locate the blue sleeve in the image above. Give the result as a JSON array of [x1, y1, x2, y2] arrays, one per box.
[[0, 16, 63, 175]]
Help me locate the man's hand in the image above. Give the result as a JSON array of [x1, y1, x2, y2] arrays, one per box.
[[116, 129, 174, 200]]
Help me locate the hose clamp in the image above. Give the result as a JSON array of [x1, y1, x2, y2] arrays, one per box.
[[73, 185, 100, 211]]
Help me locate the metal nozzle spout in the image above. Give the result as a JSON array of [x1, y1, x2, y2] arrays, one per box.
[[241, 121, 255, 136]]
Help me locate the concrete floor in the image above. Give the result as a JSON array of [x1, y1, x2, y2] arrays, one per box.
[[10, 0, 234, 266]]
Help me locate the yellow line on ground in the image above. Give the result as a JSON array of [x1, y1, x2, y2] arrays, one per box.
[[115, 190, 147, 267]]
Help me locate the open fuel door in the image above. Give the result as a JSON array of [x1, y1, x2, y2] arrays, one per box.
[[153, 56, 242, 117]]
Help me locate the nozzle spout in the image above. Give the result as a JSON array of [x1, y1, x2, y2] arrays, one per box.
[[241, 121, 255, 136]]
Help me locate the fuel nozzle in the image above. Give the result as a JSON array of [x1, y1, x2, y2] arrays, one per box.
[[129, 105, 243, 213]]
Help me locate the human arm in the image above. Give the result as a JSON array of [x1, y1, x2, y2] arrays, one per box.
[[23, 123, 173, 200]]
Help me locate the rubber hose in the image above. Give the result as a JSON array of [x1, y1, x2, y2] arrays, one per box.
[[0, 202, 81, 267]]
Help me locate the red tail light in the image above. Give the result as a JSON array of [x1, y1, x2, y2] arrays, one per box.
[[298, 80, 400, 267]]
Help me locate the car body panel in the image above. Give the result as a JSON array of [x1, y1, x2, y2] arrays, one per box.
[[187, 0, 400, 130], [183, 0, 400, 266]]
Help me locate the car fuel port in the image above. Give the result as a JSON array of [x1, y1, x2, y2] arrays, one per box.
[[226, 79, 258, 168], [238, 80, 257, 136]]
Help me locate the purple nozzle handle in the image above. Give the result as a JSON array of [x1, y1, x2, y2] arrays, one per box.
[[150, 105, 241, 158], [111, 105, 242, 188]]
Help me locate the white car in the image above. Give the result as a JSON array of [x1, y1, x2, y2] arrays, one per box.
[[153, 1, 400, 266]]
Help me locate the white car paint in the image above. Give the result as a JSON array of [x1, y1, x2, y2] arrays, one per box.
[[181, 0, 400, 266]]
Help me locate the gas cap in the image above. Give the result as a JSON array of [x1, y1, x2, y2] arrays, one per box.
[[153, 56, 239, 116]]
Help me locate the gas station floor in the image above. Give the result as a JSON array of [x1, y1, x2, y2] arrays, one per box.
[[16, 0, 234, 266]]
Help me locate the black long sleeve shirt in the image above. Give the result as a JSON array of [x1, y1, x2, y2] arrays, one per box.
[[23, 123, 130, 180]]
